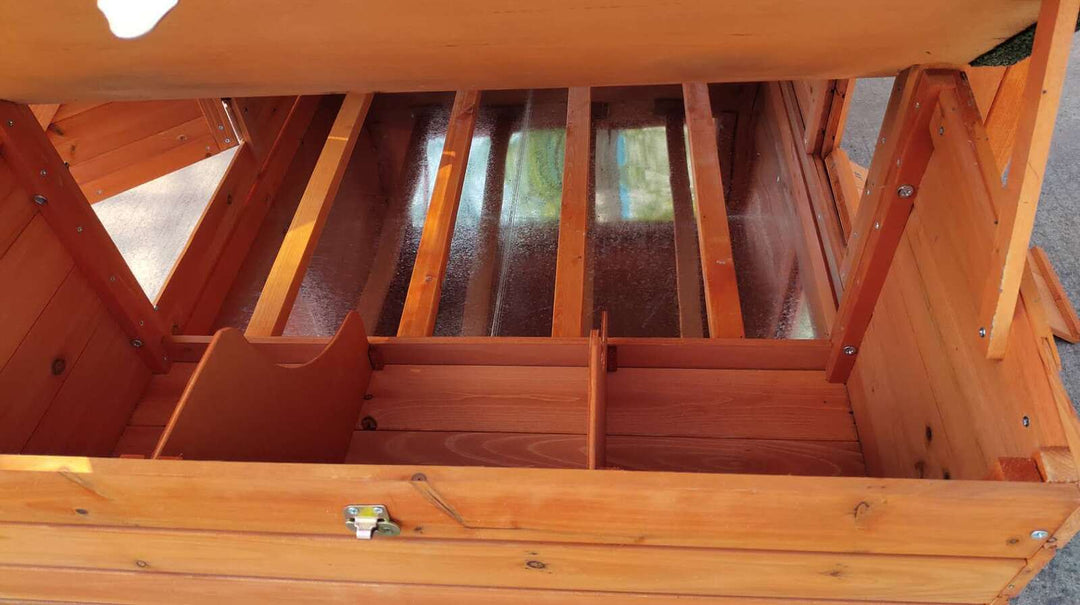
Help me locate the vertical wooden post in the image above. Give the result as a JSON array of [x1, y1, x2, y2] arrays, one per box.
[[552, 87, 593, 337], [981, 0, 1080, 359], [587, 313, 608, 470], [398, 91, 481, 337], [682, 82, 744, 338], [246, 92, 373, 337], [664, 109, 705, 338], [825, 70, 949, 383]]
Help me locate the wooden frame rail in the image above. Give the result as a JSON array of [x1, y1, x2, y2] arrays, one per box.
[[0, 102, 170, 373], [682, 82, 744, 338], [825, 70, 952, 383], [552, 87, 593, 337], [247, 92, 373, 337], [398, 90, 481, 337]]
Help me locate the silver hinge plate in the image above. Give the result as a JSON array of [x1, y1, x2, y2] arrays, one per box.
[[343, 504, 401, 539]]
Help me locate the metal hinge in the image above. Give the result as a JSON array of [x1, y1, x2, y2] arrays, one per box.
[[343, 504, 401, 539]]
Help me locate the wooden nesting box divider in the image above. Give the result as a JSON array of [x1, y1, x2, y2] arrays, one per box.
[[2, 1, 1080, 603]]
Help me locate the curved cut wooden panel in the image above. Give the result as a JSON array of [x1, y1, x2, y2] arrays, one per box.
[[153, 312, 371, 462]]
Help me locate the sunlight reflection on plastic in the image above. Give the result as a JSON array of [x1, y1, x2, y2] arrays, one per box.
[[98, 0, 178, 39]]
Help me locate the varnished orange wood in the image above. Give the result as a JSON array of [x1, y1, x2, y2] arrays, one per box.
[[552, 87, 592, 337], [154, 312, 371, 462]]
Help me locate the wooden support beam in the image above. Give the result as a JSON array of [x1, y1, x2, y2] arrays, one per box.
[[552, 87, 593, 337], [0, 102, 170, 373], [246, 92, 373, 337], [398, 90, 481, 337], [821, 80, 853, 157], [682, 82, 744, 338], [184, 97, 320, 334], [824, 148, 860, 237], [825, 70, 949, 383], [664, 108, 705, 338], [985, 60, 1031, 172], [982, 0, 1080, 359], [586, 314, 608, 469], [197, 99, 239, 152]]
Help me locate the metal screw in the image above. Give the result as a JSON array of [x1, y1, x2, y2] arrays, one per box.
[[842, 345, 857, 356], [224, 137, 232, 144], [1031, 530, 1050, 540], [874, 222, 881, 230], [76, 226, 83, 233], [39, 169, 47, 176], [109, 275, 116, 282], [130, 338, 144, 349], [978, 327, 987, 338], [372, 506, 385, 515], [915, 102, 921, 110], [5, 120, 13, 127], [346, 506, 359, 516], [938, 126, 945, 136], [217, 124, 225, 131], [897, 184, 915, 198], [1022, 416, 1031, 428], [32, 194, 47, 206]]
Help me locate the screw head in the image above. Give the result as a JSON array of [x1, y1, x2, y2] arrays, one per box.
[[76, 226, 83, 233], [874, 221, 881, 230], [372, 506, 385, 515], [32, 194, 47, 206], [978, 327, 987, 338], [938, 126, 945, 136], [842, 345, 858, 356], [345, 506, 359, 516], [217, 124, 225, 131], [39, 169, 47, 176], [897, 184, 915, 198], [5, 120, 13, 127], [1022, 416, 1031, 428], [1031, 530, 1050, 540], [130, 338, 144, 349]]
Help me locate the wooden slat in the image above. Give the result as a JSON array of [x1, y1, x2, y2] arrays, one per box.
[[398, 90, 481, 336], [0, 522, 1019, 603], [348, 431, 585, 468], [79, 131, 217, 203], [0, 215, 73, 369], [46, 100, 201, 165], [1035, 447, 1080, 483], [166, 335, 832, 369], [155, 313, 371, 463], [985, 60, 1031, 170], [982, 0, 1080, 358], [0, 161, 37, 258], [198, 98, 239, 152], [246, 92, 373, 336], [1, 455, 1076, 559], [0, 270, 103, 452], [184, 96, 321, 333], [682, 82, 744, 338], [586, 319, 607, 469], [0, 102, 169, 372], [362, 365, 587, 434], [821, 80, 853, 157], [22, 312, 151, 456], [128, 363, 197, 426], [824, 148, 860, 237], [66, 116, 211, 185], [826, 70, 950, 383], [551, 87, 592, 337], [664, 108, 706, 337], [0, 564, 949, 605], [608, 368, 856, 441]]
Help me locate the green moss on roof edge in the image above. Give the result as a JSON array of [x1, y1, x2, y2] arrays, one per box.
[[971, 15, 1080, 66]]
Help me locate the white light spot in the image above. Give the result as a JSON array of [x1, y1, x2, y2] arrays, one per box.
[[98, 0, 178, 39]]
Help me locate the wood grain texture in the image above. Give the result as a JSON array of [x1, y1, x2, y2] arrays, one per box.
[[551, 87, 592, 337], [0, 522, 1022, 603], [682, 83, 744, 338], [154, 312, 371, 462], [1, 455, 1076, 559], [982, 0, 1080, 359], [398, 90, 481, 336], [586, 323, 607, 469], [247, 92, 374, 336], [0, 161, 37, 258], [664, 109, 706, 338], [0, 102, 168, 372], [607, 368, 856, 441], [0, 1, 1041, 102], [348, 431, 585, 468], [1030, 246, 1080, 342], [0, 564, 950, 605], [0, 270, 103, 452], [362, 365, 587, 433]]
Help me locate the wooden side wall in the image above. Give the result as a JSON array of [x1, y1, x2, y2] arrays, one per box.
[[848, 128, 1071, 481], [0, 147, 151, 455]]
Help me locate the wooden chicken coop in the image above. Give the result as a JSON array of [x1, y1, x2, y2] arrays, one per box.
[[3, 1, 1080, 603]]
